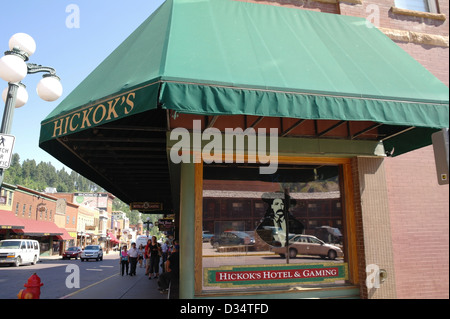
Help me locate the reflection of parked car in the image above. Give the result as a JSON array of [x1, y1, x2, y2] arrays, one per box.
[[210, 231, 255, 248], [270, 235, 343, 260], [314, 226, 343, 245], [202, 231, 214, 242], [80, 245, 103, 261], [63, 246, 82, 259]]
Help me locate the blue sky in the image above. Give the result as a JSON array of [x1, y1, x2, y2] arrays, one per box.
[[0, 0, 165, 171]]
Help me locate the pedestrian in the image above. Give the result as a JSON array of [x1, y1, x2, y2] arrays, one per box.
[[138, 244, 145, 268], [158, 244, 179, 294], [144, 239, 151, 276], [120, 245, 129, 276], [161, 240, 169, 272], [148, 236, 161, 280], [128, 242, 138, 276]]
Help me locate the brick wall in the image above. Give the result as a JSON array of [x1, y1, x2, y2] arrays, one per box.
[[352, 157, 397, 299], [338, 0, 449, 86], [13, 186, 57, 222], [385, 146, 449, 299], [395, 42, 449, 86], [236, 0, 339, 13], [239, 0, 449, 86], [237, 0, 449, 298]]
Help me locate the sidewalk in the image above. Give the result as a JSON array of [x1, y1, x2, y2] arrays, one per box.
[[60, 272, 167, 299], [38, 255, 168, 299], [60, 269, 168, 299]]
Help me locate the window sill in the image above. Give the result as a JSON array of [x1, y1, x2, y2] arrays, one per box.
[[391, 6, 447, 21], [195, 284, 360, 299]]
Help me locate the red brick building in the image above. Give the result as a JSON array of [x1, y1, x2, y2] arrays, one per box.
[[223, 0, 449, 299], [4, 185, 71, 256], [12, 185, 57, 222]]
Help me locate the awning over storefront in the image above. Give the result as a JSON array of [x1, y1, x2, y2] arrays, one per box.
[[107, 232, 119, 244], [55, 228, 73, 241], [0, 210, 25, 229], [38, 0, 448, 204], [12, 219, 64, 237]]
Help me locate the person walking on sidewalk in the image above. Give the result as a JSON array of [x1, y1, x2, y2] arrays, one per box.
[[120, 245, 129, 276], [138, 244, 145, 268], [148, 236, 161, 280], [161, 240, 169, 272], [144, 239, 151, 276], [128, 242, 138, 276]]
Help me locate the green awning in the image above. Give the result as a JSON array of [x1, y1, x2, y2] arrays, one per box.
[[40, 0, 449, 155]]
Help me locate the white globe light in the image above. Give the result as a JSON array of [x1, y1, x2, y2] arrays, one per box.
[[0, 54, 28, 83], [2, 85, 29, 108], [36, 76, 63, 101], [15, 84, 29, 108], [9, 33, 36, 57]]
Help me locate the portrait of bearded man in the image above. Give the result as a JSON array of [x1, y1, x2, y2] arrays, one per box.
[[256, 192, 305, 247]]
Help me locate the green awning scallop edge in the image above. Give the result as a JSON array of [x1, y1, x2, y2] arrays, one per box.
[[159, 81, 449, 128]]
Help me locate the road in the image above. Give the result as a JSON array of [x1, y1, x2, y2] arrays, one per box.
[[0, 252, 120, 299], [202, 242, 344, 268]]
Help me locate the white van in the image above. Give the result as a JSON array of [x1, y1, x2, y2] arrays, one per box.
[[0, 239, 40, 267], [135, 235, 150, 249]]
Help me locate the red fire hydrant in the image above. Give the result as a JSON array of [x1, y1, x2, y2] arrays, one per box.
[[17, 273, 43, 299]]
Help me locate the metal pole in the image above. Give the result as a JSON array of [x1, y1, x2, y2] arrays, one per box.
[[0, 82, 19, 187], [284, 188, 290, 264], [0, 83, 18, 134]]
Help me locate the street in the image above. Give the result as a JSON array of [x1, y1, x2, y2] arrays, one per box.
[[0, 252, 122, 299], [0, 245, 345, 299]]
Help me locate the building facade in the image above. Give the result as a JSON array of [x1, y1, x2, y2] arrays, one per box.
[[37, 0, 448, 299], [234, 0, 449, 300], [0, 185, 71, 256]]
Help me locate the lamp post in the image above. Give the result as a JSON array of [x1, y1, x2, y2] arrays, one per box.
[[143, 217, 153, 237], [0, 33, 62, 186]]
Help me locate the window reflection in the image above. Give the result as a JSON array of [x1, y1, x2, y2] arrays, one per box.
[[202, 164, 347, 292]]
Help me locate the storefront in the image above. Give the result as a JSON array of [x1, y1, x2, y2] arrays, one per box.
[[0, 210, 25, 240], [7, 218, 71, 256], [38, 0, 448, 298]]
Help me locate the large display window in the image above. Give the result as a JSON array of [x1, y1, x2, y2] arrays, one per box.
[[200, 161, 354, 294]]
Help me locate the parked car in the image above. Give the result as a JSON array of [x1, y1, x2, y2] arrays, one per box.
[[202, 231, 214, 243], [63, 246, 82, 260], [80, 245, 103, 261], [210, 231, 255, 248], [270, 235, 343, 260], [0, 239, 40, 267], [314, 226, 343, 245]]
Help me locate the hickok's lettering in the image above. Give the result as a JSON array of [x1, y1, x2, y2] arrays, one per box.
[[51, 92, 136, 138]]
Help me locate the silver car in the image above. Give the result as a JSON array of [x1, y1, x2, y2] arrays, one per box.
[[80, 245, 103, 261], [271, 235, 343, 260]]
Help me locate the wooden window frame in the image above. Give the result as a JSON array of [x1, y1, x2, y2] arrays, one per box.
[[194, 156, 359, 296]]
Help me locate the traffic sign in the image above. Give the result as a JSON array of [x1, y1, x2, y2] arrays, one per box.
[[0, 134, 15, 169]]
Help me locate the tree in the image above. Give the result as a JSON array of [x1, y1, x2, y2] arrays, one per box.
[[3, 153, 138, 221]]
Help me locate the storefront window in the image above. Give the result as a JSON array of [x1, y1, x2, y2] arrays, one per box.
[[202, 163, 347, 292]]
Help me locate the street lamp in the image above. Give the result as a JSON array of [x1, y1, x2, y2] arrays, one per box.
[[0, 33, 62, 185], [143, 217, 153, 236]]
